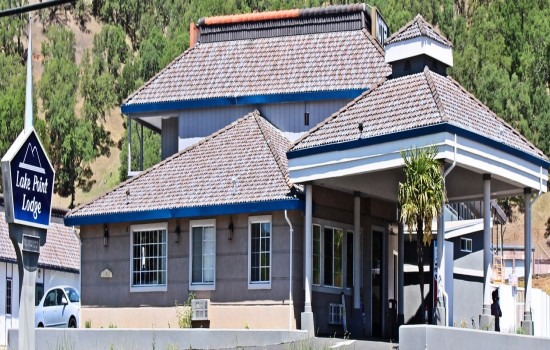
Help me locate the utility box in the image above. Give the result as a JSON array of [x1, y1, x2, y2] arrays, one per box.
[[191, 299, 210, 328]]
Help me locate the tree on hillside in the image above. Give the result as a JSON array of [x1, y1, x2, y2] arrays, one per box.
[[40, 26, 95, 208], [0, 52, 47, 192], [0, 53, 25, 193], [0, 0, 27, 58], [398, 146, 445, 323]]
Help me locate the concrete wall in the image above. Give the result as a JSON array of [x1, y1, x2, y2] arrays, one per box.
[[8, 328, 309, 350], [399, 325, 550, 350], [79, 210, 304, 329]]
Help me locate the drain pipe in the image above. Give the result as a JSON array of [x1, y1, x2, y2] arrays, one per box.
[[438, 134, 457, 326], [285, 210, 294, 330], [443, 134, 458, 178]]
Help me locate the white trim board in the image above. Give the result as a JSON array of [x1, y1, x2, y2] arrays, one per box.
[[289, 132, 547, 194]]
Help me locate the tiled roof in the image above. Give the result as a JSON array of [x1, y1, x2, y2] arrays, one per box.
[[385, 14, 452, 47], [291, 67, 547, 161], [0, 214, 80, 272], [66, 111, 300, 219], [122, 28, 389, 108]]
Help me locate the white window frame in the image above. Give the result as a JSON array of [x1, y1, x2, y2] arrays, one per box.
[[248, 215, 272, 290], [313, 224, 322, 286], [189, 219, 216, 291], [312, 219, 354, 294], [460, 237, 472, 253], [130, 222, 168, 293], [329, 303, 344, 325]]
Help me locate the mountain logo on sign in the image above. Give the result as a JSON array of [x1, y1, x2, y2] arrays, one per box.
[[19, 143, 45, 174]]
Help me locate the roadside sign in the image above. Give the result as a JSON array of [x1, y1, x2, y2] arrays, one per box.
[[1, 128, 55, 229]]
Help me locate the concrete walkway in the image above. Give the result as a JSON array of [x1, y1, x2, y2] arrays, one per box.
[[246, 337, 397, 349]]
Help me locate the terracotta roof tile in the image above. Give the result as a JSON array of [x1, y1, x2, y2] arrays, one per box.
[[291, 68, 547, 162], [67, 111, 299, 219], [0, 214, 80, 272], [123, 29, 390, 107], [385, 14, 452, 47]]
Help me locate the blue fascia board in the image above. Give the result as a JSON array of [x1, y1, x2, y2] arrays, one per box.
[[288, 123, 550, 168], [120, 89, 366, 115], [64, 199, 304, 226]]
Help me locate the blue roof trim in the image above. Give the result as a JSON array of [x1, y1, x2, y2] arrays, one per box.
[[288, 123, 550, 168], [121, 89, 367, 114], [64, 199, 304, 226]]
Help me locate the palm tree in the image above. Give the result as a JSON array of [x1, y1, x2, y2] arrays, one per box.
[[398, 145, 446, 324]]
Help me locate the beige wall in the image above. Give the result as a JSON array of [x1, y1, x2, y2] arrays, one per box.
[[81, 303, 295, 329]]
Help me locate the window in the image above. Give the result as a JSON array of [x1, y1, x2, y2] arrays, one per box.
[[35, 283, 44, 306], [6, 278, 12, 315], [324, 227, 343, 287], [131, 223, 167, 292], [190, 219, 216, 290], [329, 303, 344, 325], [248, 215, 271, 289], [311, 220, 354, 290], [460, 238, 472, 253], [346, 231, 354, 288], [43, 289, 58, 307], [313, 225, 321, 285]]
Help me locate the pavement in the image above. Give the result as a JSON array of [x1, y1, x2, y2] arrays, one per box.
[[245, 337, 398, 349]]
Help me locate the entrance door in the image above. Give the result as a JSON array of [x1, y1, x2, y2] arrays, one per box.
[[372, 230, 384, 337]]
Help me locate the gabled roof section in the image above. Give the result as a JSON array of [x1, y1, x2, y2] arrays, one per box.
[[385, 14, 452, 47], [290, 67, 548, 163], [66, 111, 301, 224], [0, 214, 79, 273], [122, 5, 390, 113]]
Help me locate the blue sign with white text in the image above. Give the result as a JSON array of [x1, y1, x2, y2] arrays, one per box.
[[3, 130, 54, 229]]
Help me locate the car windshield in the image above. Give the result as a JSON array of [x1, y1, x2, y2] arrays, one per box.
[[63, 287, 80, 303]]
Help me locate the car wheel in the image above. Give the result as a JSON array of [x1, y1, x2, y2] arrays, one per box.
[[68, 317, 77, 328]]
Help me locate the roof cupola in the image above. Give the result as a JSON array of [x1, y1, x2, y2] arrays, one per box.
[[384, 14, 453, 78]]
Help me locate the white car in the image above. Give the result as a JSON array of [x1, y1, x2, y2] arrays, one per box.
[[35, 286, 80, 328]]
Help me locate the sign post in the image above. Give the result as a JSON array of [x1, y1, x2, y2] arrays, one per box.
[[1, 16, 54, 350], [1, 129, 54, 349]]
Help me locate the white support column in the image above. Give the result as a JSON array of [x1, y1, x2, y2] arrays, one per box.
[[435, 201, 446, 325], [353, 192, 361, 309], [398, 220, 404, 329], [479, 174, 494, 330], [301, 183, 314, 336], [522, 187, 534, 335]]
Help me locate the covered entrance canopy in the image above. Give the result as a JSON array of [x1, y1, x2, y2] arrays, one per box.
[[287, 66, 548, 335]]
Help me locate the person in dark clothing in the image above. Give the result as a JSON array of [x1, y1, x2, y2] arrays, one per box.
[[491, 289, 502, 331]]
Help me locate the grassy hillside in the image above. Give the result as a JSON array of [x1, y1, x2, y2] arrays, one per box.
[[28, 14, 124, 209]]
